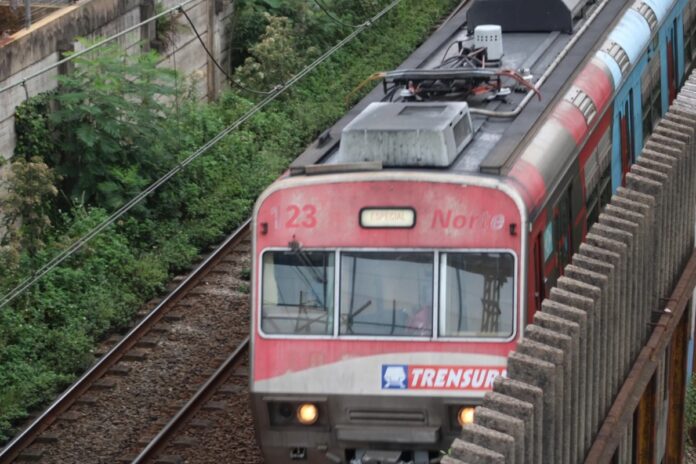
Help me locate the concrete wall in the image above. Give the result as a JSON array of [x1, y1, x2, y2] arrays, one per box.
[[0, 0, 235, 160], [444, 72, 696, 463]]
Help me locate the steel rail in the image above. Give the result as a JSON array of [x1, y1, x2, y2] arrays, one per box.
[[131, 337, 250, 463], [584, 248, 696, 463], [0, 219, 251, 464]]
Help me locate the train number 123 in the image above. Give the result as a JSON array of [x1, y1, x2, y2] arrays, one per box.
[[270, 204, 318, 229]]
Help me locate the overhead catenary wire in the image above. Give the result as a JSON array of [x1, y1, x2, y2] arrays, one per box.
[[0, 0, 404, 311], [311, 0, 366, 28]]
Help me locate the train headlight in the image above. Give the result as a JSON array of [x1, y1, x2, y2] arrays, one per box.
[[297, 403, 319, 425], [457, 407, 475, 427]]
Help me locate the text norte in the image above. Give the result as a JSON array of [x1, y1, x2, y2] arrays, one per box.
[[431, 209, 506, 231]]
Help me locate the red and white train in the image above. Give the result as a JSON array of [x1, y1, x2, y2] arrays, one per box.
[[250, 0, 696, 462]]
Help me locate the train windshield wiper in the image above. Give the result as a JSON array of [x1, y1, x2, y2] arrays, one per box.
[[289, 239, 326, 284]]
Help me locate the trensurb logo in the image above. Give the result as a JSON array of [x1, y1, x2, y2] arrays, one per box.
[[382, 365, 408, 389], [381, 364, 507, 390]]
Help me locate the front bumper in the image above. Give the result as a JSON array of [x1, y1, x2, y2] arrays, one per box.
[[252, 393, 477, 464]]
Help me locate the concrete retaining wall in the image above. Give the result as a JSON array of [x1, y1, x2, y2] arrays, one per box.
[[444, 71, 696, 463], [0, 0, 235, 160]]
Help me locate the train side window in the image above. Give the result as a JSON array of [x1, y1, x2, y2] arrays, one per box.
[[684, 3, 696, 73], [543, 222, 554, 261], [556, 186, 573, 272], [439, 252, 515, 338], [667, 20, 679, 103], [587, 128, 612, 225], [261, 250, 335, 335], [532, 234, 545, 317], [642, 38, 662, 143], [619, 89, 636, 184], [585, 148, 600, 224]]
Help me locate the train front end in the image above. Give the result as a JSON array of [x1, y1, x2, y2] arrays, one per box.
[[251, 172, 526, 464]]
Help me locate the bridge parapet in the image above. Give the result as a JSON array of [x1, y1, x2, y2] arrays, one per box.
[[445, 70, 696, 464]]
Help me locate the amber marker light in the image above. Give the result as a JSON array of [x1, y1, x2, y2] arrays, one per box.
[[457, 407, 475, 427], [297, 403, 319, 425]]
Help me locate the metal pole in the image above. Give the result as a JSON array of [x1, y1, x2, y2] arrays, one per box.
[[24, 0, 30, 29]]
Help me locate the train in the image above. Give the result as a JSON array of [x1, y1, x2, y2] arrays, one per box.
[[249, 0, 696, 462]]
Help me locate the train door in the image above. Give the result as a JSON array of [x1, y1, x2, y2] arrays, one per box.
[[612, 83, 640, 192], [662, 13, 686, 109], [618, 90, 635, 186], [556, 185, 573, 273], [530, 233, 545, 321], [684, 2, 696, 75], [665, 19, 679, 104], [641, 37, 662, 145]]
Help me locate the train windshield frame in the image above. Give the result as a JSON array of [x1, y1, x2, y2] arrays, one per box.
[[260, 250, 335, 335], [339, 251, 434, 337], [438, 252, 515, 339], [259, 248, 517, 340]]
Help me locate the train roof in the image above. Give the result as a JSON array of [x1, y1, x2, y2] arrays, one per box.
[[290, 0, 677, 212]]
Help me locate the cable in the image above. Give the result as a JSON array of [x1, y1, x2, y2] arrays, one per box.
[[20, 79, 29, 101], [311, 0, 366, 29], [0, 0, 403, 311], [178, 7, 271, 96]]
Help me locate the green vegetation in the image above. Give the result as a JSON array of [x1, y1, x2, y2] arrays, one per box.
[[687, 375, 696, 445], [0, 0, 457, 441]]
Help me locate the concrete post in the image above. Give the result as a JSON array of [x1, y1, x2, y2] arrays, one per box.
[[460, 424, 516, 464], [506, 351, 557, 464], [585, 230, 627, 411], [613, 191, 654, 349], [598, 213, 638, 376], [140, 0, 156, 53], [491, 378, 543, 464], [546, 290, 591, 457], [475, 407, 526, 464], [447, 438, 505, 464], [24, 0, 31, 29], [556, 276, 602, 441], [483, 391, 538, 464], [534, 309, 580, 463]]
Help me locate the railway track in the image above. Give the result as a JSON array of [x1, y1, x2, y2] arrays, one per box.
[[130, 338, 252, 464], [0, 220, 262, 464]]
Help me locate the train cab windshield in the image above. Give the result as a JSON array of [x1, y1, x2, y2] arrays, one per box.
[[261, 251, 335, 335], [260, 250, 515, 339]]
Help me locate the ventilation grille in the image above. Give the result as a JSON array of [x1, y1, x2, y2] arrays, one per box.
[[348, 409, 426, 424], [602, 41, 631, 75], [632, 1, 658, 31], [566, 87, 598, 125]]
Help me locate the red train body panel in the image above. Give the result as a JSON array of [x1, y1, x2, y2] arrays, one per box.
[[253, 178, 524, 396]]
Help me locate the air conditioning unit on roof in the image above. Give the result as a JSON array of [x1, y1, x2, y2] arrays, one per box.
[[337, 102, 473, 168]]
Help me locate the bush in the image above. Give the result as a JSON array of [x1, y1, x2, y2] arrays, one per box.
[[48, 38, 178, 210], [687, 375, 696, 445]]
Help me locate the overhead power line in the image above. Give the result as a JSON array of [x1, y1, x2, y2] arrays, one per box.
[[311, 0, 366, 28], [0, 0, 403, 311]]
